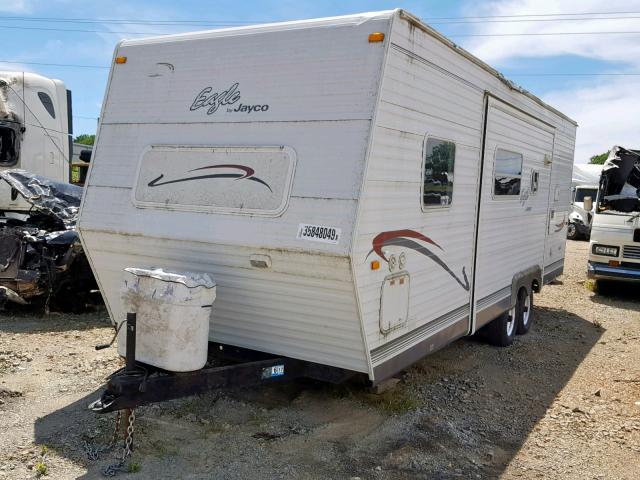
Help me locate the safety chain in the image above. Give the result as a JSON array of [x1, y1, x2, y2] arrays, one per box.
[[102, 409, 136, 477], [83, 409, 122, 461], [83, 409, 137, 477]]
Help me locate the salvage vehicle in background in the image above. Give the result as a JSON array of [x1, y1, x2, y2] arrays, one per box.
[[587, 146, 640, 285], [567, 164, 601, 241], [0, 169, 97, 310], [0, 72, 75, 212], [568, 184, 598, 240], [0, 72, 97, 310]]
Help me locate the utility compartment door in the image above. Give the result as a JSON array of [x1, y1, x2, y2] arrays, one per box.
[[379, 272, 410, 333], [474, 98, 554, 325]]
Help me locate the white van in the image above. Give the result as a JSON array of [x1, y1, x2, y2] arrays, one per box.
[[568, 185, 598, 240], [567, 164, 601, 240], [79, 10, 576, 383], [587, 146, 640, 284]]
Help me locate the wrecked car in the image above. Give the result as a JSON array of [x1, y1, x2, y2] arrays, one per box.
[[587, 146, 640, 284], [0, 169, 97, 309]]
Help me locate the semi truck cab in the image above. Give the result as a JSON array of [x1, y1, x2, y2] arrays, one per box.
[[0, 71, 72, 212]]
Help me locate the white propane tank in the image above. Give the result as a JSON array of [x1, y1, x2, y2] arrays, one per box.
[[118, 267, 216, 372]]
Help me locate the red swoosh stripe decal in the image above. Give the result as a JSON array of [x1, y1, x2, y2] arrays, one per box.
[[366, 229, 469, 291], [189, 164, 255, 180], [371, 229, 442, 261]]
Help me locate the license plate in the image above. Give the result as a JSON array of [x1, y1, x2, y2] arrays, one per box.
[[262, 365, 285, 379]]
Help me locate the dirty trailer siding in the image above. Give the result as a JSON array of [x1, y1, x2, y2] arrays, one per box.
[[352, 12, 576, 379]]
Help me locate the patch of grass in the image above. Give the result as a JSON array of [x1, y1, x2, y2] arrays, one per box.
[[203, 422, 229, 435], [149, 439, 179, 456], [324, 383, 357, 400], [363, 389, 418, 414], [584, 279, 597, 292], [593, 319, 603, 329], [35, 462, 48, 477], [128, 461, 141, 473]]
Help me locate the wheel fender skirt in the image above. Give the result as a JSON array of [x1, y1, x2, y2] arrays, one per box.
[[510, 265, 541, 306]]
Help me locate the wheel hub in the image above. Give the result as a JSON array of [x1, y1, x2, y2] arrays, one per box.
[[507, 306, 516, 336], [522, 294, 531, 326]]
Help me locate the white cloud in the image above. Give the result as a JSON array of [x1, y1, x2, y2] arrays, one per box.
[[543, 77, 640, 162], [0, 0, 32, 13], [457, 0, 640, 163], [464, 0, 640, 68]]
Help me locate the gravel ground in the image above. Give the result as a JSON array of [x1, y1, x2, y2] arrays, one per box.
[[0, 240, 638, 479]]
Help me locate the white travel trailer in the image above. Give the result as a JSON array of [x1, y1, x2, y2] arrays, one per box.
[[0, 72, 73, 211], [79, 9, 576, 387]]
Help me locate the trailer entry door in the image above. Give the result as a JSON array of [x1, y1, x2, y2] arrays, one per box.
[[472, 97, 555, 330]]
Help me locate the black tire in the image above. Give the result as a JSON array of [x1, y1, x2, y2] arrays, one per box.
[[595, 279, 612, 295], [485, 309, 517, 347], [515, 287, 534, 335], [566, 222, 579, 240]]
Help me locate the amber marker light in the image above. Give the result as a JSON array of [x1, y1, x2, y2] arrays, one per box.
[[371, 260, 380, 270], [609, 260, 620, 267], [368, 32, 385, 43], [115, 56, 128, 64]]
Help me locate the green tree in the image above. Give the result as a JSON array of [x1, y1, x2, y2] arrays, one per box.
[[589, 152, 608, 165], [73, 134, 95, 145]]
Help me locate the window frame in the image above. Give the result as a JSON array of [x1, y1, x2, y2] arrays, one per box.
[[132, 145, 297, 217], [0, 122, 21, 167], [492, 147, 523, 199], [420, 135, 457, 211]]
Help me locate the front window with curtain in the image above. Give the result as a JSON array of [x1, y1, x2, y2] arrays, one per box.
[[423, 138, 455, 207]]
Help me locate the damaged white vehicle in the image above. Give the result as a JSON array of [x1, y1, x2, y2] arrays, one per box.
[[0, 169, 97, 309], [588, 146, 640, 284]]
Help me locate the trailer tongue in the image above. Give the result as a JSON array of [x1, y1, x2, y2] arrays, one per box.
[[90, 330, 352, 414]]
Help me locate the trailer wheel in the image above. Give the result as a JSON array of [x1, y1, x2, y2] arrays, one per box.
[[485, 308, 516, 347], [515, 287, 534, 335], [595, 279, 612, 295]]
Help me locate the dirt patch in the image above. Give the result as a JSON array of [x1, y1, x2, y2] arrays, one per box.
[[0, 241, 638, 479]]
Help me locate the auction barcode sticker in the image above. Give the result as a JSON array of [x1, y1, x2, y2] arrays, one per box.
[[297, 224, 341, 244]]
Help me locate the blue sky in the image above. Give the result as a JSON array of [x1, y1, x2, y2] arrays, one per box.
[[2, 0, 640, 162]]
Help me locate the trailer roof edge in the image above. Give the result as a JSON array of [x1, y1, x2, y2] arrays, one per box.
[[396, 9, 578, 127]]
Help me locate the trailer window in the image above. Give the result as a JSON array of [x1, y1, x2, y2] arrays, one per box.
[[134, 145, 296, 217], [494, 149, 522, 196], [38, 92, 56, 119], [423, 138, 455, 207], [575, 188, 597, 202], [0, 124, 19, 166]]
